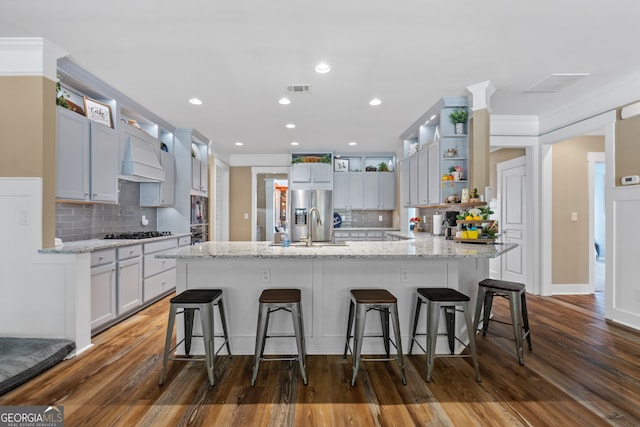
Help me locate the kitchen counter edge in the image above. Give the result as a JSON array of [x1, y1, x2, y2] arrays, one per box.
[[38, 233, 192, 254], [158, 236, 516, 260]]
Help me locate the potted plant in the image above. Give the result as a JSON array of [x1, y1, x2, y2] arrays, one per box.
[[469, 188, 480, 202], [448, 107, 468, 134]]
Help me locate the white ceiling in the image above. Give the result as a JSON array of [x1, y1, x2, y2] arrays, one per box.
[[3, 1, 640, 156]]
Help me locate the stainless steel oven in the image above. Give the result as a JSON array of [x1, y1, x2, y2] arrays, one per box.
[[190, 224, 207, 245]]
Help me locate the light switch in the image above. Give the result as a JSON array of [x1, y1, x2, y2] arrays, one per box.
[[19, 208, 30, 225], [571, 212, 578, 222], [378, 215, 383, 221]]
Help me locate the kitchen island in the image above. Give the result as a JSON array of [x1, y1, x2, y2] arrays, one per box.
[[160, 235, 516, 355]]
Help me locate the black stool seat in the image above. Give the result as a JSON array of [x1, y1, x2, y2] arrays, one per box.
[[259, 288, 301, 303], [479, 278, 525, 292], [171, 289, 222, 304], [351, 289, 397, 304], [474, 279, 532, 365], [417, 288, 470, 302], [344, 289, 406, 386], [410, 287, 480, 382]]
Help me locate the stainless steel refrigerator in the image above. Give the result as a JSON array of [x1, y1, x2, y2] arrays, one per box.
[[289, 189, 333, 242]]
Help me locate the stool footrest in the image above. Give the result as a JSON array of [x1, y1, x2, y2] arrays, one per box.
[[259, 356, 300, 362]]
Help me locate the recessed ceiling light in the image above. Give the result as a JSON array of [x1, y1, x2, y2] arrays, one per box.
[[189, 98, 203, 105], [348, 141, 357, 146], [430, 115, 436, 120], [286, 123, 296, 129], [234, 142, 243, 146], [315, 62, 331, 74], [278, 97, 291, 105], [369, 98, 382, 106], [290, 141, 299, 146]]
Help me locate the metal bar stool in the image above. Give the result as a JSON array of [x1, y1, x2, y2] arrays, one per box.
[[409, 288, 481, 382], [473, 278, 532, 365], [251, 288, 307, 386], [343, 289, 407, 387], [159, 289, 231, 387]]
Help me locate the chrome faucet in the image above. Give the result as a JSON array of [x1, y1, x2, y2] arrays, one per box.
[[302, 207, 322, 247]]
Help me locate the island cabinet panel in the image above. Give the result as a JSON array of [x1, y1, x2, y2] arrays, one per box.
[[173, 253, 490, 356], [176, 259, 314, 356]]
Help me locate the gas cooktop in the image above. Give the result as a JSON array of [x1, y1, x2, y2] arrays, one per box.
[[104, 231, 173, 240]]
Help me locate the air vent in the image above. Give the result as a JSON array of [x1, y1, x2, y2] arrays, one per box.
[[524, 73, 590, 93], [286, 84, 311, 93]]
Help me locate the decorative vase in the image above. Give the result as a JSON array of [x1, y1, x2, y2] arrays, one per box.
[[455, 123, 464, 135]]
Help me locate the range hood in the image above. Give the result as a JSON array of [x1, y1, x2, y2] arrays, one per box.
[[121, 136, 166, 183]]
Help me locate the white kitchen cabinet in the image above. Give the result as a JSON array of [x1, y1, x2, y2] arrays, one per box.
[[117, 245, 142, 315], [90, 249, 116, 332], [418, 147, 430, 206], [191, 140, 208, 195], [408, 153, 419, 207], [56, 107, 118, 202], [290, 163, 333, 189], [334, 172, 364, 209], [399, 159, 410, 208], [143, 238, 177, 302], [364, 172, 396, 210], [427, 141, 441, 205], [140, 151, 175, 206], [191, 156, 209, 194]]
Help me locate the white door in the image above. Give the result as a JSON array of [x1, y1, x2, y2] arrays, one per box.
[[498, 156, 527, 286]]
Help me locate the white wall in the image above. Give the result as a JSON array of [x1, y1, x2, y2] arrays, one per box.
[[0, 178, 91, 354], [492, 66, 640, 331]]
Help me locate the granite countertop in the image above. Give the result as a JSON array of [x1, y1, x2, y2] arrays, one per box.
[[158, 235, 516, 260], [38, 233, 192, 254], [334, 227, 400, 231]]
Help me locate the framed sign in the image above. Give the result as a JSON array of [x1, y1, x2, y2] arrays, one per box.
[[334, 158, 349, 172], [83, 97, 113, 128]]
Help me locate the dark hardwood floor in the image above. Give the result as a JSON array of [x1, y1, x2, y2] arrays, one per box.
[[1, 291, 638, 426]]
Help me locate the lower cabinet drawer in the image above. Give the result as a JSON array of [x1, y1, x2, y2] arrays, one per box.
[[144, 253, 176, 278], [143, 268, 176, 302]]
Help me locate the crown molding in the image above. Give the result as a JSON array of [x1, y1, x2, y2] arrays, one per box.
[[0, 37, 66, 80]]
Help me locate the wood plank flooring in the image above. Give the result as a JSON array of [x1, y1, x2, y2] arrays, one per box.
[[1, 291, 638, 426]]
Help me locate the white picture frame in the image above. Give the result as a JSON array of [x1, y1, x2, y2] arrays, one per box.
[[83, 97, 113, 128], [334, 159, 349, 172]]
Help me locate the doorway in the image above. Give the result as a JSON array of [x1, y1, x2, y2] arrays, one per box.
[[496, 156, 528, 286], [252, 167, 290, 242], [589, 152, 606, 293]]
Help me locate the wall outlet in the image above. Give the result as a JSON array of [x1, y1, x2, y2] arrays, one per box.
[[378, 215, 383, 221], [571, 212, 578, 222], [244, 212, 249, 220], [401, 269, 409, 283], [261, 268, 271, 283]]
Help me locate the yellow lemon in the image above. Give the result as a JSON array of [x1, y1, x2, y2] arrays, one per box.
[[473, 215, 481, 220], [465, 215, 473, 220]]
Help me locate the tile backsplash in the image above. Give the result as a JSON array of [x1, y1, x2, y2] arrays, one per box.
[[56, 180, 158, 242], [335, 210, 393, 228]]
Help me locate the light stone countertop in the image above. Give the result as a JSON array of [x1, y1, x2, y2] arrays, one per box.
[[38, 233, 192, 254], [334, 227, 400, 231], [158, 235, 516, 260]]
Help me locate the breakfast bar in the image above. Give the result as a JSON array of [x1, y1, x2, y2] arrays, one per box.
[[160, 235, 516, 355]]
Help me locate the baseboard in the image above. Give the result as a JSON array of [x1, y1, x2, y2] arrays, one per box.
[[551, 283, 591, 295]]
